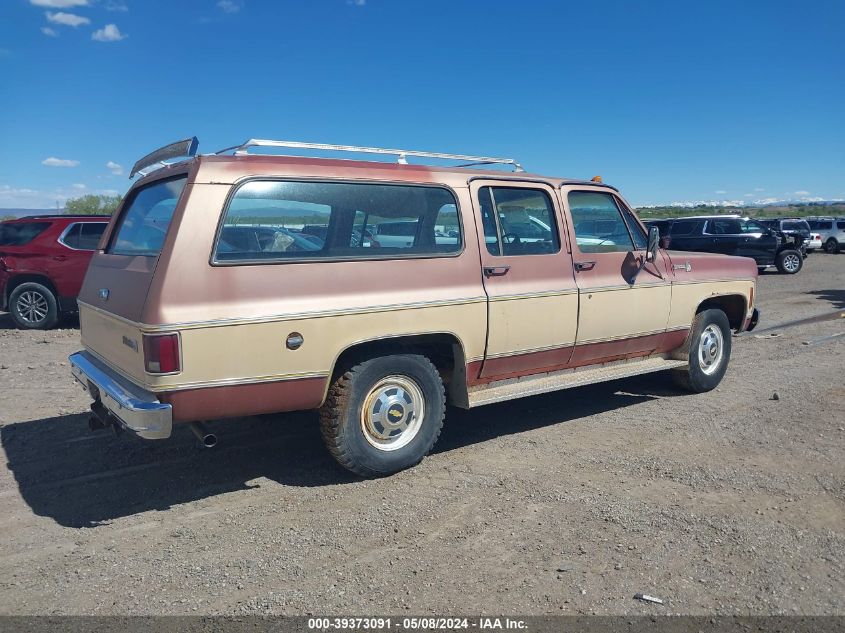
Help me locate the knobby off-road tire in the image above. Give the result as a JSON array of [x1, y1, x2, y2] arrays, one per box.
[[319, 354, 446, 477], [775, 249, 803, 274], [9, 282, 59, 330], [671, 309, 732, 393]]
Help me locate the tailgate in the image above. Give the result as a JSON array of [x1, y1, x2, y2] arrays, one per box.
[[79, 302, 149, 386]]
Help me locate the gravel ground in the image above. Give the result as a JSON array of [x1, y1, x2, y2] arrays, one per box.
[[0, 254, 843, 616]]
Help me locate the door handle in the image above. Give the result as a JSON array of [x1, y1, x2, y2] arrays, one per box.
[[574, 261, 596, 272], [483, 265, 511, 277]]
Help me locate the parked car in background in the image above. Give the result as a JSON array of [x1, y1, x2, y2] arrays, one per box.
[[0, 215, 109, 329], [69, 136, 759, 477], [759, 218, 811, 256], [806, 217, 845, 254], [807, 231, 823, 252], [644, 215, 804, 274]]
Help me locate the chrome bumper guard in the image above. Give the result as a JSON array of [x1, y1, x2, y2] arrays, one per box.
[[69, 351, 172, 440]]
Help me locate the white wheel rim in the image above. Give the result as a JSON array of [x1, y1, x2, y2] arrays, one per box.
[[698, 324, 724, 375], [360, 375, 425, 452]]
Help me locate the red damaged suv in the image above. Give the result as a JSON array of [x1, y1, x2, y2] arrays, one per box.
[[0, 215, 109, 329]]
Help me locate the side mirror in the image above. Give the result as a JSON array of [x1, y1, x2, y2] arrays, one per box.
[[646, 226, 660, 262]]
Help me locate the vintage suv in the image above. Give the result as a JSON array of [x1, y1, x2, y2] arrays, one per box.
[[70, 138, 760, 477]]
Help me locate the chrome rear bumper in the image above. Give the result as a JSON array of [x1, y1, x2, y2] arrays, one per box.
[[69, 351, 172, 440]]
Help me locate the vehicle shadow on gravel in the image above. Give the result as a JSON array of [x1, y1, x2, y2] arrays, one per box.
[[2, 376, 672, 528], [807, 288, 845, 310]]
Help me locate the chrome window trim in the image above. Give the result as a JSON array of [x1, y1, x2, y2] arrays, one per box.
[[57, 221, 109, 251]]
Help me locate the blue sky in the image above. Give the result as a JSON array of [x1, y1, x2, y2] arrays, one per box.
[[1, 0, 843, 208]]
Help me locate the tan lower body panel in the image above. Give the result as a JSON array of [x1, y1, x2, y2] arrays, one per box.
[[468, 355, 687, 408]]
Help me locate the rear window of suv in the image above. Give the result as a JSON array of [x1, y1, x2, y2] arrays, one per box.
[[213, 180, 461, 263], [0, 221, 50, 246], [109, 176, 187, 256]]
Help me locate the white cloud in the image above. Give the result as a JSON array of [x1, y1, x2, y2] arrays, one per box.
[[346, 0, 366, 5], [42, 157, 80, 167], [217, 0, 243, 12], [41, 26, 59, 36], [754, 187, 765, 192], [46, 11, 90, 26], [72, 183, 87, 190], [794, 190, 810, 195], [714, 190, 727, 194], [106, 160, 123, 175], [743, 193, 753, 197], [92, 23, 126, 41], [30, 0, 89, 7], [103, 0, 128, 11]]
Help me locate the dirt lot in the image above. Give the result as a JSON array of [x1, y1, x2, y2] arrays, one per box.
[[0, 255, 843, 616]]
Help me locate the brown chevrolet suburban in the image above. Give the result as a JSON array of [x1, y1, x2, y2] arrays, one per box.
[[69, 137, 760, 476]]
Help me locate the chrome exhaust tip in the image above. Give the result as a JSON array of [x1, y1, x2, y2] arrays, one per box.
[[189, 422, 217, 448]]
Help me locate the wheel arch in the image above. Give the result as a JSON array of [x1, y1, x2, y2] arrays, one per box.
[[325, 331, 468, 407], [695, 294, 747, 332]]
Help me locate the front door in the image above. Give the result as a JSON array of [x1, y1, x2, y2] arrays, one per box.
[[562, 186, 672, 365], [471, 180, 578, 380]]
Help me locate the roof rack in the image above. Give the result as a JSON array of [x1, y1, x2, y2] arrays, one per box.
[[217, 139, 525, 172]]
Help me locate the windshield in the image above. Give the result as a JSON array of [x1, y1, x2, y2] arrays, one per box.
[[109, 176, 187, 256], [0, 221, 50, 246]]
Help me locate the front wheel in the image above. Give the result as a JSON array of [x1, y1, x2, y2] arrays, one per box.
[[319, 354, 446, 477], [775, 249, 802, 274], [9, 282, 59, 330], [824, 238, 840, 254], [671, 309, 732, 393]]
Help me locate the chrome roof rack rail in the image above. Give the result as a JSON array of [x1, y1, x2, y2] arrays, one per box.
[[219, 139, 524, 172]]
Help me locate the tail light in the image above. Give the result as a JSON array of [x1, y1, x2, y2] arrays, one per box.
[[143, 333, 181, 374]]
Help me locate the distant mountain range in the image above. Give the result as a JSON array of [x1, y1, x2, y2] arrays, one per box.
[[639, 198, 844, 210]]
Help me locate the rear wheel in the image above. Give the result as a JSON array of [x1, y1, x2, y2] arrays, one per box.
[[824, 238, 840, 254], [775, 249, 802, 274], [671, 309, 732, 393], [9, 282, 59, 330], [319, 354, 446, 477]]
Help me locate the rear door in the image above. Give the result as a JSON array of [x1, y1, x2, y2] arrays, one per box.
[[470, 180, 578, 379], [562, 187, 672, 365], [78, 173, 189, 382]]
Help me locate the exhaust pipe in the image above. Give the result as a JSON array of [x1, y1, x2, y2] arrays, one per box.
[[189, 422, 217, 448]]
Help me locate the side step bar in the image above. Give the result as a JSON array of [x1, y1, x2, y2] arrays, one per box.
[[467, 356, 688, 408]]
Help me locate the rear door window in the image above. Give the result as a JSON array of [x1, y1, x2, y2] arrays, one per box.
[[669, 219, 699, 235], [109, 176, 187, 256], [705, 218, 742, 235], [479, 187, 560, 256], [0, 222, 50, 246], [838, 221, 845, 230]]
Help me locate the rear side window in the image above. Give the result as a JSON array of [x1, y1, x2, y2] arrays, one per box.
[[0, 222, 50, 246], [838, 221, 845, 230], [782, 220, 808, 231], [214, 180, 461, 262], [109, 176, 187, 256], [809, 220, 832, 230], [568, 191, 635, 253], [60, 222, 108, 250]]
